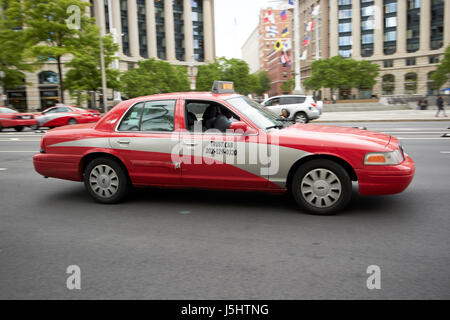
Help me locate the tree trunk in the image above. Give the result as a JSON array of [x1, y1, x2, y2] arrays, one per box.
[[56, 56, 64, 104]]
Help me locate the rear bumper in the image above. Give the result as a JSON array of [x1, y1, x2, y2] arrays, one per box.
[[33, 153, 82, 181], [1, 119, 37, 127], [356, 154, 415, 195]]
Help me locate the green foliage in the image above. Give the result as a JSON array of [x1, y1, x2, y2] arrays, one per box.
[[195, 57, 263, 95], [120, 58, 190, 98], [64, 29, 120, 94], [11, 0, 95, 102], [304, 56, 380, 95], [0, 0, 36, 89], [281, 78, 295, 94], [255, 70, 271, 96], [431, 45, 450, 89]]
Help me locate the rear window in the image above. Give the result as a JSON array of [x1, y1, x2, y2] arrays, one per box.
[[280, 97, 306, 105]]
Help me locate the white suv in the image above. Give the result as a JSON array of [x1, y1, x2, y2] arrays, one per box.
[[262, 95, 322, 123]]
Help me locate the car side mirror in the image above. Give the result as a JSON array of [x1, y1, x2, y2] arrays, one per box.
[[229, 121, 257, 135]]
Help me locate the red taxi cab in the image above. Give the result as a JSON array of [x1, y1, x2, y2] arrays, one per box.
[[33, 82, 415, 215], [33, 105, 101, 129], [0, 106, 38, 131]]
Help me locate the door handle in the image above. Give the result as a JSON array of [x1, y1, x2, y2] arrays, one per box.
[[182, 141, 199, 146], [117, 139, 130, 145]]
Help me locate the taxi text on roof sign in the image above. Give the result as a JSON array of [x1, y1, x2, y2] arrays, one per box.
[[212, 81, 235, 94]]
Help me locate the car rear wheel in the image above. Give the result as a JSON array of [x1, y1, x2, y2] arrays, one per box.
[[14, 126, 24, 132], [291, 159, 352, 215], [84, 157, 130, 204], [30, 124, 40, 130], [294, 112, 308, 124], [68, 118, 78, 125]]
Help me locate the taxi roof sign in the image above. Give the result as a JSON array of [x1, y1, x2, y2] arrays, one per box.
[[211, 81, 235, 94]]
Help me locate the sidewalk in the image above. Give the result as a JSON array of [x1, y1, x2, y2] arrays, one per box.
[[316, 109, 450, 122]]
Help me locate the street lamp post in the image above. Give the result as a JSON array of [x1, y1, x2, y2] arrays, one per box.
[[292, 0, 303, 94], [0, 71, 5, 106]]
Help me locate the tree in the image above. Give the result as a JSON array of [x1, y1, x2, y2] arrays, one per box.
[[13, 0, 94, 103], [304, 56, 379, 98], [254, 70, 271, 96], [0, 1, 36, 96], [64, 26, 120, 108], [431, 45, 450, 89], [281, 78, 295, 94], [120, 58, 190, 98], [195, 57, 260, 95]]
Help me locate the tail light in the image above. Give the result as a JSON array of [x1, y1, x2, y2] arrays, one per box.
[[310, 103, 317, 108], [40, 136, 46, 153]]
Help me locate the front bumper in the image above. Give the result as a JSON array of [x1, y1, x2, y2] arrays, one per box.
[[356, 154, 415, 196], [1, 119, 37, 127]]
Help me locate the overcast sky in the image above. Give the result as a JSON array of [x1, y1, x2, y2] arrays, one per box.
[[214, 0, 276, 59]]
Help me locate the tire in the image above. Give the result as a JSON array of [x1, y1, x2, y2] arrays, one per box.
[[68, 118, 78, 125], [291, 159, 352, 215], [84, 157, 130, 204], [14, 126, 24, 132], [0, 123, 3, 132], [294, 112, 309, 124]]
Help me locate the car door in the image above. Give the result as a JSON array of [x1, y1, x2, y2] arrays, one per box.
[[264, 98, 283, 115], [179, 100, 268, 190], [109, 99, 181, 187]]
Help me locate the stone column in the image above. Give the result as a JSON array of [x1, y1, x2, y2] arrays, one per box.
[[164, 0, 176, 61], [94, 0, 106, 35], [111, 0, 123, 54], [419, 0, 431, 51], [127, 0, 140, 57], [352, 0, 361, 58], [203, 0, 214, 62], [184, 0, 195, 62], [374, 0, 384, 56], [444, 0, 450, 46], [397, 0, 407, 54], [329, 0, 339, 57], [145, 0, 157, 58]]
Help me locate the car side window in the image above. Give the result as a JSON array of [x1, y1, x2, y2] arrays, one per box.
[[281, 97, 306, 105], [118, 103, 144, 131], [43, 108, 57, 114], [140, 100, 175, 132]]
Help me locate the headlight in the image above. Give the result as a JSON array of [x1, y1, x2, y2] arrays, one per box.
[[364, 149, 404, 166]]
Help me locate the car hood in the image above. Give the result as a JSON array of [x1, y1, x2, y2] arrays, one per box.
[[277, 124, 392, 148]]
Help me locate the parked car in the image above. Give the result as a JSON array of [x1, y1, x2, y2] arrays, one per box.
[[262, 95, 322, 123], [33, 82, 414, 215], [0, 106, 38, 132], [33, 105, 101, 129]]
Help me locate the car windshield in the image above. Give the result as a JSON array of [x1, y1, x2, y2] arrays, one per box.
[[226, 96, 290, 130], [0, 108, 18, 114]]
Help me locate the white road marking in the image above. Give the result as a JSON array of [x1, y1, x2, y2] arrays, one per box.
[[440, 151, 450, 154], [382, 131, 449, 134], [0, 168, 7, 171], [0, 151, 36, 153], [398, 137, 450, 140], [0, 139, 41, 142]]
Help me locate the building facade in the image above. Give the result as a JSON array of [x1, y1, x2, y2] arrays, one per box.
[[296, 0, 450, 99], [241, 27, 260, 74], [6, 0, 215, 112]]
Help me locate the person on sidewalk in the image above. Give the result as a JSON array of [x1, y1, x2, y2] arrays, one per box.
[[435, 95, 448, 117]]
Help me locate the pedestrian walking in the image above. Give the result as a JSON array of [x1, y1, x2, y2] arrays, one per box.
[[435, 95, 447, 117], [417, 99, 423, 110], [422, 98, 429, 110]]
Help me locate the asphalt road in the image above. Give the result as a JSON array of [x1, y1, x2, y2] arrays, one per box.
[[0, 121, 449, 299]]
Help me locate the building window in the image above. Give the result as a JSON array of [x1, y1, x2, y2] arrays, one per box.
[[384, 31, 397, 41], [361, 6, 375, 17], [384, 60, 394, 68], [339, 23, 352, 32], [430, 0, 444, 50], [361, 19, 374, 30], [339, 36, 353, 46], [338, 0, 352, 5], [382, 74, 395, 95], [406, 58, 416, 66], [104, 0, 110, 32], [155, 0, 166, 60], [384, 2, 397, 13], [404, 72, 417, 94], [38, 71, 58, 85], [174, 0, 185, 61], [338, 9, 352, 19], [339, 49, 353, 58], [137, 0, 148, 58], [385, 16, 397, 28], [407, 0, 420, 53], [362, 33, 374, 44], [429, 55, 440, 64], [120, 0, 130, 56], [192, 0, 204, 62], [427, 71, 438, 95]]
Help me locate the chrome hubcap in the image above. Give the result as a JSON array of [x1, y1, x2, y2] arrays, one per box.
[[89, 165, 119, 198], [300, 168, 342, 208]]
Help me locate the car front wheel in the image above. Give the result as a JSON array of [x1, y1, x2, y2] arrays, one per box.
[[291, 159, 352, 215], [14, 126, 24, 132], [84, 157, 130, 204], [294, 112, 308, 124]]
